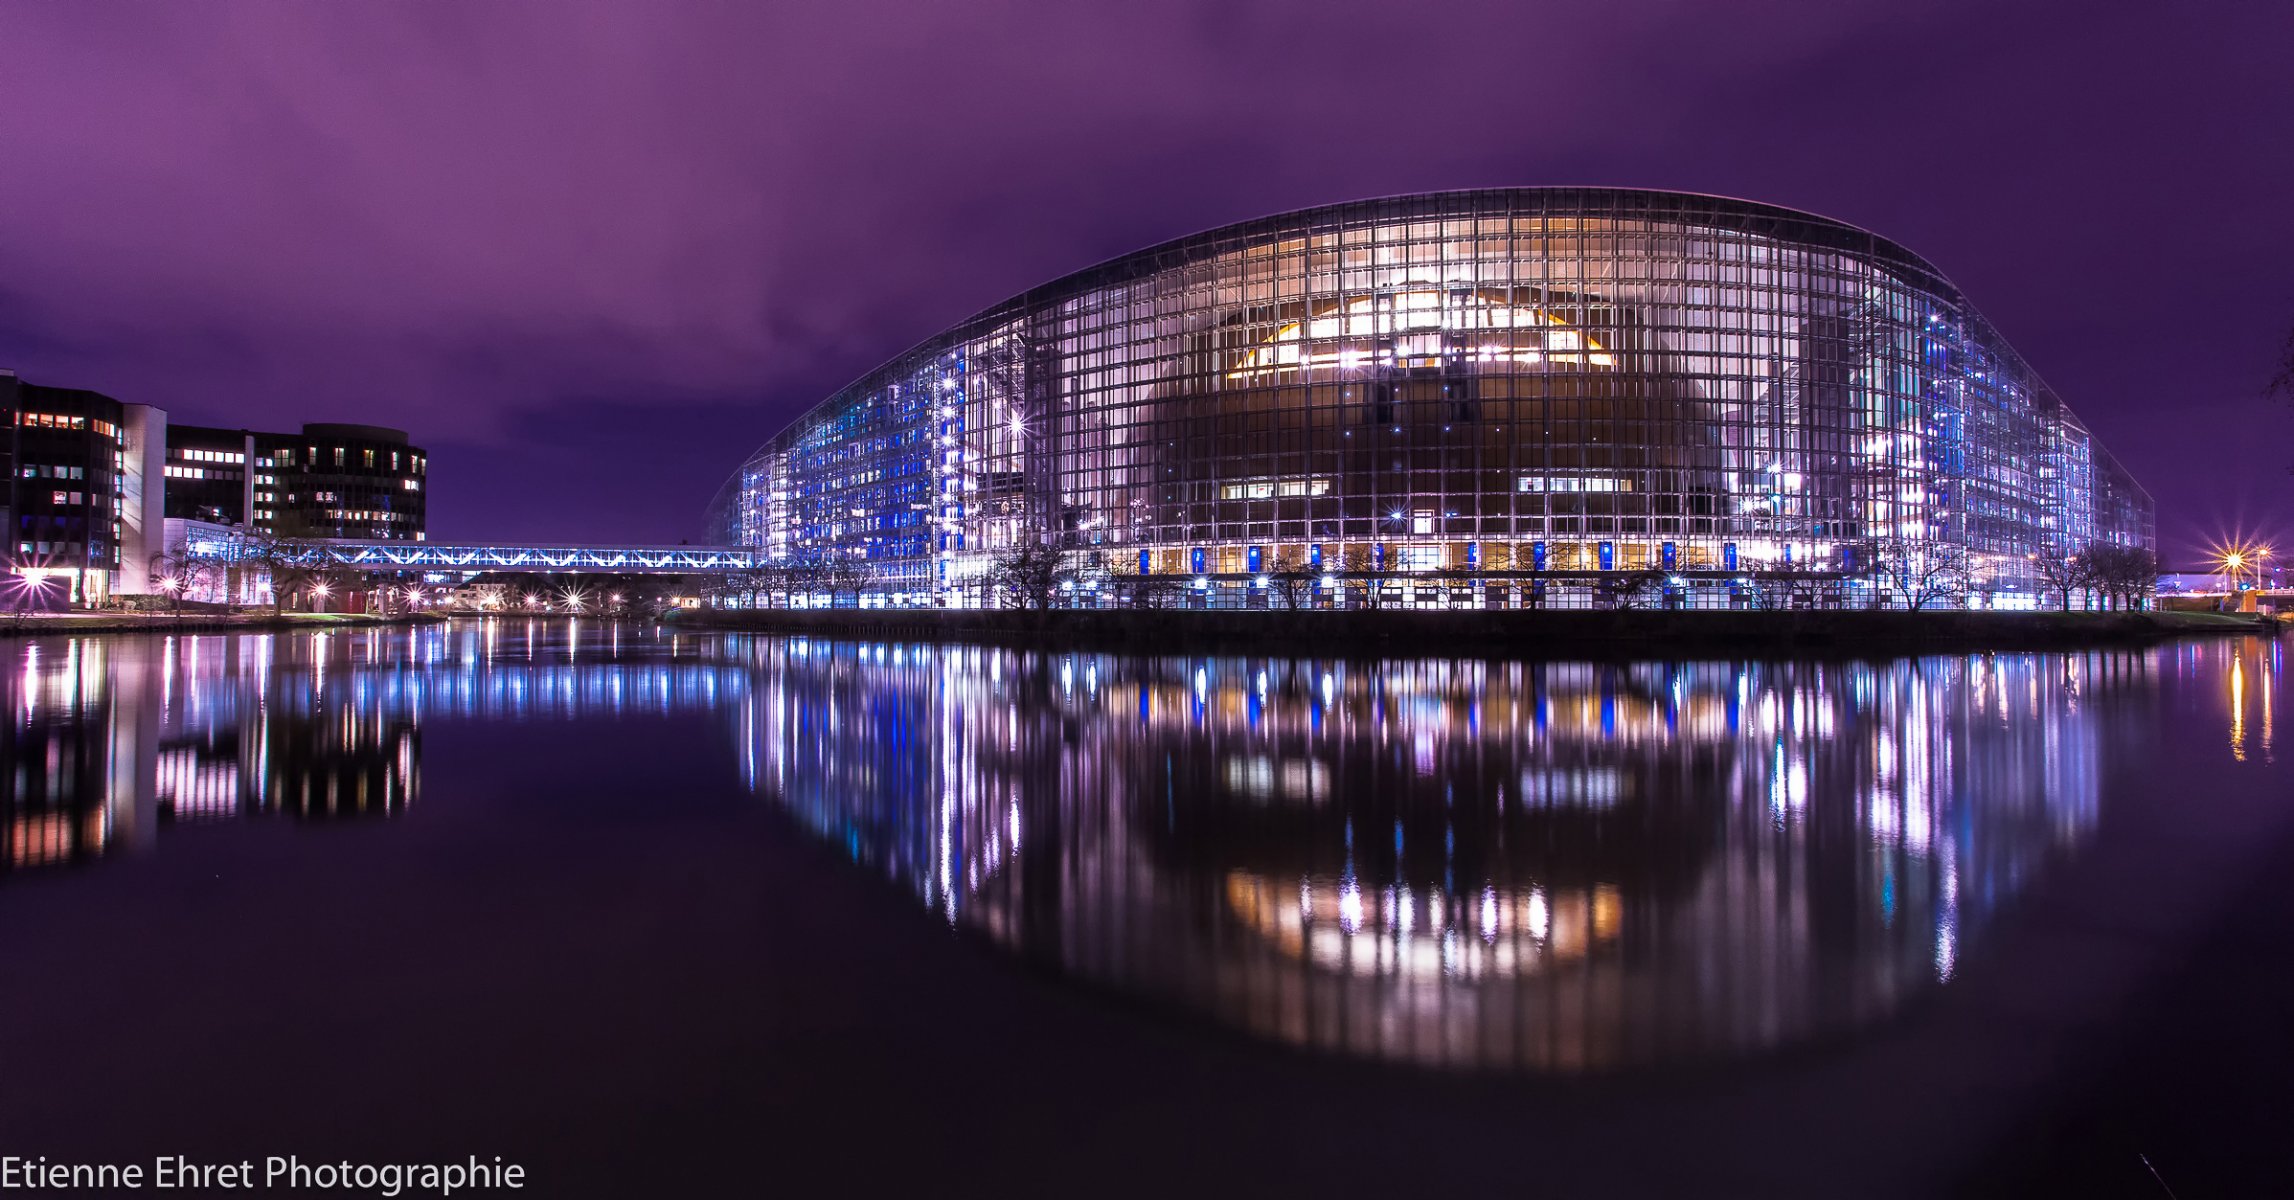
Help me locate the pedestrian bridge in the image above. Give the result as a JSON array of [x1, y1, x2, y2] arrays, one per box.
[[287, 540, 764, 575]]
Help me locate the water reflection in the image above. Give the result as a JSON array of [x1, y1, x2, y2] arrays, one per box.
[[1, 621, 2270, 1072], [0, 622, 745, 871], [738, 643, 2166, 1071]]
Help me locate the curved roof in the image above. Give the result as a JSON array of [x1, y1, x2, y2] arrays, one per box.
[[985, 186, 1953, 319], [715, 186, 2130, 521], [784, 188, 1963, 425]]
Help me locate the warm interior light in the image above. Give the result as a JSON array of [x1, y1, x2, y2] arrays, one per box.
[[1226, 289, 1615, 380]]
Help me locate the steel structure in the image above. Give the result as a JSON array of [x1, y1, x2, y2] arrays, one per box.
[[708, 187, 2155, 610], [282, 540, 761, 574]]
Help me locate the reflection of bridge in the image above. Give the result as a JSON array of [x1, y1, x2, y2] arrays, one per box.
[[287, 540, 763, 575]]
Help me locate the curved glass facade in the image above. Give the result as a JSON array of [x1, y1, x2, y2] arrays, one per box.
[[708, 188, 2151, 607]]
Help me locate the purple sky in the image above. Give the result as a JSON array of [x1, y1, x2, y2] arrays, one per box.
[[1, 1, 2288, 563]]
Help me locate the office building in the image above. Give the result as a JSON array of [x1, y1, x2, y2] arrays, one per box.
[[707, 188, 2153, 609]]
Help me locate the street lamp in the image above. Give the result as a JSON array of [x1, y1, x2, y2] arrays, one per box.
[[8, 571, 57, 619], [2220, 544, 2273, 592]]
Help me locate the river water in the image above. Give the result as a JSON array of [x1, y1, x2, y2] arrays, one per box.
[[0, 621, 2287, 1196]]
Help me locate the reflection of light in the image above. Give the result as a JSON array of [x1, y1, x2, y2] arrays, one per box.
[[2232, 654, 2246, 761]]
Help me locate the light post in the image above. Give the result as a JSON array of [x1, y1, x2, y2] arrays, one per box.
[[2221, 544, 2272, 593], [309, 580, 332, 613]]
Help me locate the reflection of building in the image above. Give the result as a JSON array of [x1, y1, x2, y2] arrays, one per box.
[[166, 422, 428, 541], [708, 189, 2152, 608], [0, 633, 426, 878], [733, 643, 2133, 1071], [0, 620, 751, 881], [0, 619, 2160, 1073]]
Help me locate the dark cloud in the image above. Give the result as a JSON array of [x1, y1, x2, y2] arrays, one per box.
[[0, 0, 2287, 552]]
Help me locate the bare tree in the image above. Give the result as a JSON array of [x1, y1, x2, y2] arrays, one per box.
[[2082, 543, 2160, 610], [2113, 547, 2147, 610], [146, 551, 216, 614], [1873, 540, 1972, 611], [1265, 548, 1319, 612], [817, 555, 877, 608], [757, 562, 799, 608], [1339, 547, 1395, 611], [710, 564, 766, 609], [2028, 549, 2087, 612], [780, 556, 830, 607], [1751, 557, 1832, 611], [240, 532, 320, 614], [988, 542, 1070, 610], [1596, 568, 1666, 610]]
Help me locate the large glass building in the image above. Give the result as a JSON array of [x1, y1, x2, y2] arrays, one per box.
[[708, 188, 2152, 609]]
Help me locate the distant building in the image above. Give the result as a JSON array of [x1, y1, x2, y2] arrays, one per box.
[[165, 421, 426, 541], [2, 369, 429, 605], [1, 370, 167, 603]]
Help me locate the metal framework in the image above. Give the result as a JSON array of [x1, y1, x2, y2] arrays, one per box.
[[707, 187, 2156, 610], [290, 540, 761, 574]]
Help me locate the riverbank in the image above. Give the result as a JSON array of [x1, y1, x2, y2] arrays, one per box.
[[0, 610, 450, 637], [665, 606, 2275, 654]]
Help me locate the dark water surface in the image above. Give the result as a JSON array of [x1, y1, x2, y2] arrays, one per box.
[[1, 621, 2288, 1196]]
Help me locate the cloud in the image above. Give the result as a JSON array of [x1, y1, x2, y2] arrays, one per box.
[[0, 0, 2288, 546]]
